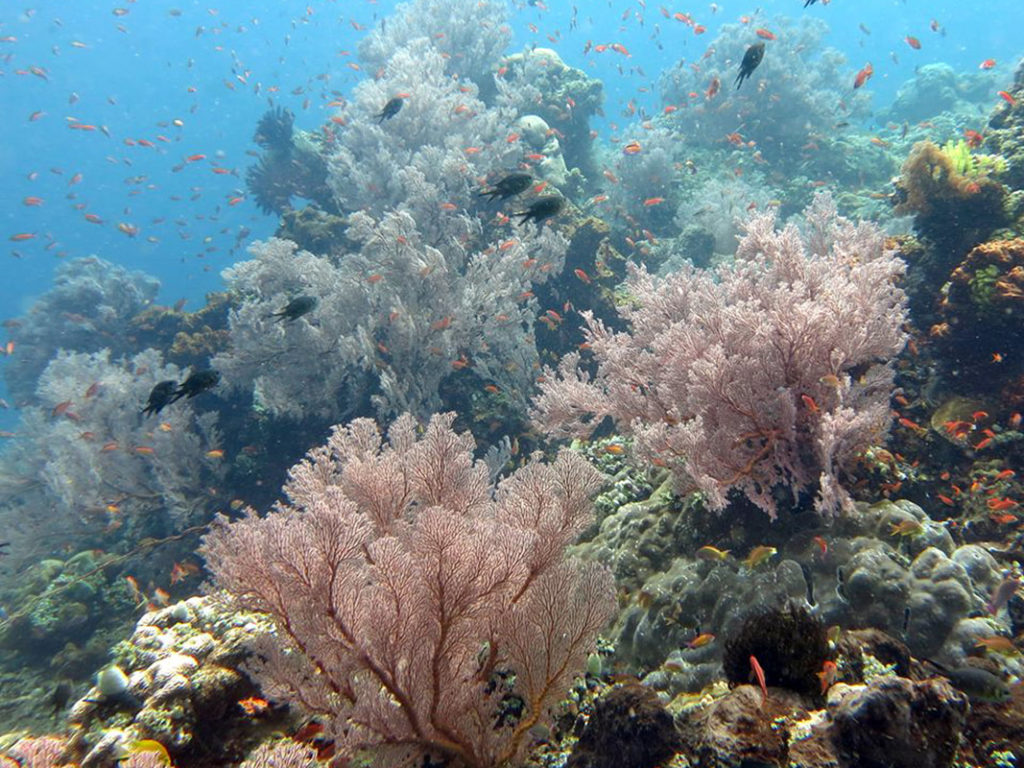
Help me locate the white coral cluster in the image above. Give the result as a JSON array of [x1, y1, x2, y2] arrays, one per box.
[[215, 213, 567, 420], [0, 349, 224, 573], [357, 0, 511, 85]]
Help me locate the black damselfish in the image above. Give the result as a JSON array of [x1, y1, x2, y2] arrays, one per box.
[[170, 369, 221, 404], [142, 380, 178, 417], [515, 195, 565, 225], [736, 42, 766, 89], [479, 172, 533, 201], [376, 96, 404, 123], [271, 295, 317, 322]]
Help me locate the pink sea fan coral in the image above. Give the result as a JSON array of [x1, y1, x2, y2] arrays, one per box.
[[532, 193, 907, 518], [238, 740, 319, 768], [203, 412, 614, 768], [4, 737, 73, 768]]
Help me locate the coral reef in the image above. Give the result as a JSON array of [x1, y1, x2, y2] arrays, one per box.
[[894, 140, 1008, 287], [671, 175, 782, 258], [214, 219, 567, 421], [64, 597, 278, 768], [575, 481, 1018, 684], [658, 16, 870, 171], [238, 740, 319, 768], [676, 672, 970, 768], [933, 237, 1024, 382], [325, 39, 521, 218], [0, 736, 75, 768], [495, 46, 602, 183], [356, 0, 511, 91], [830, 677, 967, 768], [0, 348, 224, 579], [985, 60, 1024, 190], [882, 63, 996, 125]]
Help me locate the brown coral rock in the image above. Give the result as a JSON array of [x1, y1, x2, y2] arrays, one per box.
[[944, 238, 1024, 323], [829, 677, 967, 768], [567, 682, 679, 768], [683, 685, 797, 768]]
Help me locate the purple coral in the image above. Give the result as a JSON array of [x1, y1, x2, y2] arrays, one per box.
[[203, 412, 614, 768], [532, 193, 907, 518]]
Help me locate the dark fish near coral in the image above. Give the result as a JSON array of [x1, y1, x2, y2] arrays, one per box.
[[170, 369, 220, 404], [376, 96, 404, 123], [270, 295, 317, 322], [479, 172, 533, 201], [515, 195, 564, 225], [943, 666, 1012, 703], [142, 380, 178, 417], [50, 680, 73, 716], [735, 42, 766, 89]]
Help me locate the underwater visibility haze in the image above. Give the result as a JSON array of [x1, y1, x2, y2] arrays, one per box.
[[2, 0, 1024, 766]]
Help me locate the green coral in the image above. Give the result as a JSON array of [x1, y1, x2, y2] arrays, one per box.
[[861, 652, 898, 682], [941, 139, 1007, 179], [967, 263, 1001, 310]]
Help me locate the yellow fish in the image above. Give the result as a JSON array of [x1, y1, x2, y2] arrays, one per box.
[[889, 519, 924, 537], [121, 740, 172, 766], [695, 545, 731, 562], [742, 545, 777, 569]]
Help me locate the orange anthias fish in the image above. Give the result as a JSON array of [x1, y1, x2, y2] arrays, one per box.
[[687, 632, 716, 649], [818, 660, 838, 694], [853, 62, 874, 89], [904, 35, 922, 50], [238, 696, 271, 716], [705, 75, 721, 100]]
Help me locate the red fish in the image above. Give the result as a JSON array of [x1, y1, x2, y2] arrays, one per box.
[[853, 62, 873, 89], [818, 660, 838, 694], [755, 28, 776, 40], [979, 59, 996, 70], [705, 76, 720, 100], [750, 654, 768, 704], [998, 91, 1017, 107], [904, 36, 921, 50]]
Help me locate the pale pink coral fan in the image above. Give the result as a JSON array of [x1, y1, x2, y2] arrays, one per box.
[[203, 412, 614, 768], [532, 193, 907, 518]]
